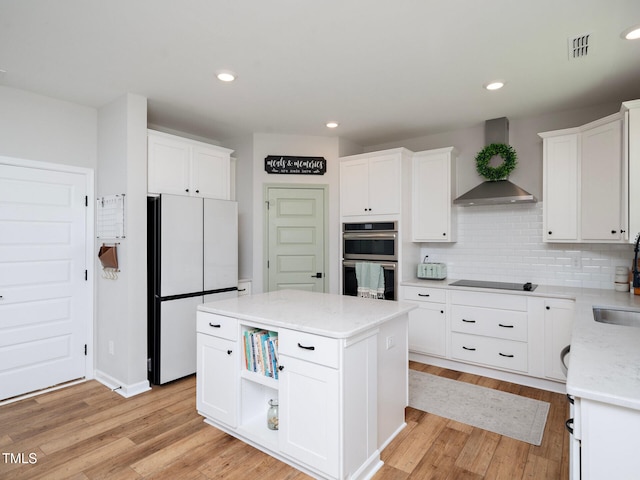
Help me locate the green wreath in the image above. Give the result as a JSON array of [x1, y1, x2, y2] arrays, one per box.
[[475, 143, 517, 181]]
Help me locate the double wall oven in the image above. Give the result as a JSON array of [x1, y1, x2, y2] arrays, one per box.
[[342, 221, 397, 300]]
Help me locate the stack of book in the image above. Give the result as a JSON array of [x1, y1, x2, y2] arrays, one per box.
[[243, 328, 279, 379]]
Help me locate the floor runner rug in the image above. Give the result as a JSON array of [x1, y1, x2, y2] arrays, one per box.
[[409, 370, 550, 445]]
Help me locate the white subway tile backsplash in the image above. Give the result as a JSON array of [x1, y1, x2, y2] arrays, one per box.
[[418, 202, 634, 289]]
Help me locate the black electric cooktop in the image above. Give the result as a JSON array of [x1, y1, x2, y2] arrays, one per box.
[[449, 279, 538, 292]]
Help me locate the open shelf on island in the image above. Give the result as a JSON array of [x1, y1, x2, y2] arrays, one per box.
[[241, 369, 278, 389], [241, 326, 279, 381]]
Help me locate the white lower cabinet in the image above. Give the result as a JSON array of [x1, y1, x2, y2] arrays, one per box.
[[279, 354, 340, 477], [196, 310, 403, 479], [196, 333, 238, 427], [407, 286, 573, 385], [403, 286, 447, 357], [574, 396, 640, 479], [450, 290, 529, 373], [543, 299, 574, 381]]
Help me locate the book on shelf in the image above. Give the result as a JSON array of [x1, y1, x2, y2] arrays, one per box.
[[243, 328, 279, 379]]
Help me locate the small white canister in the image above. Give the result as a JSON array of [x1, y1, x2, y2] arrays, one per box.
[[615, 266, 630, 292]]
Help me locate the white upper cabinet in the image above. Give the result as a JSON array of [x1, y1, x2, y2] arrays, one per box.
[[581, 118, 623, 241], [542, 132, 579, 241], [540, 112, 626, 243], [622, 100, 640, 241], [340, 149, 409, 218], [148, 130, 233, 200], [411, 147, 457, 242]]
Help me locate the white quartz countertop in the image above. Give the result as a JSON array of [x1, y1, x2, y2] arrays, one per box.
[[402, 277, 640, 410], [198, 289, 416, 339]]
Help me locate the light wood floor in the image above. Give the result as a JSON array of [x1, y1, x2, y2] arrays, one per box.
[[0, 362, 569, 479]]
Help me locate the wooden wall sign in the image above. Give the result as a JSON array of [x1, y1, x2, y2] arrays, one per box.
[[264, 156, 326, 175]]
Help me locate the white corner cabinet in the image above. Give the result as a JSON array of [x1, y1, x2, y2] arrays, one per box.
[[411, 147, 457, 242], [339, 148, 411, 218], [539, 111, 627, 243], [196, 297, 410, 480], [148, 129, 233, 200]]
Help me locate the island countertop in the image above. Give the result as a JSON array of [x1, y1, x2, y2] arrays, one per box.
[[198, 289, 416, 339]]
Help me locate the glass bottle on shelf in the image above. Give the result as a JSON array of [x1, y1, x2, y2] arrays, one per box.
[[267, 399, 279, 430]]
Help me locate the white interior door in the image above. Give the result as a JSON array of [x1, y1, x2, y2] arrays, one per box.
[[0, 162, 89, 401], [267, 187, 325, 292]]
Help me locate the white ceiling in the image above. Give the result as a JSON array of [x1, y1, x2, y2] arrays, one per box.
[[1, 0, 639, 147]]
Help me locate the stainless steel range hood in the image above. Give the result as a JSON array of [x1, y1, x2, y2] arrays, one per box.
[[454, 117, 537, 206]]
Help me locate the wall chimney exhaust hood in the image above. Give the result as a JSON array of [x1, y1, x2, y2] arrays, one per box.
[[454, 117, 537, 206]]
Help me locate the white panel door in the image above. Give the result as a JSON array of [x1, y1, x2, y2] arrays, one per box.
[[203, 199, 237, 291], [267, 188, 325, 292], [160, 195, 203, 297], [0, 163, 89, 400]]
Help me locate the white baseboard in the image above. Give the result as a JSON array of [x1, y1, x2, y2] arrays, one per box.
[[94, 370, 151, 398]]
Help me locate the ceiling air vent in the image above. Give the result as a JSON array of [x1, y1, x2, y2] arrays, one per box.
[[568, 33, 591, 60]]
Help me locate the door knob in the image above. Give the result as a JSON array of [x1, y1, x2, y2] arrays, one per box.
[[311, 272, 323, 278]]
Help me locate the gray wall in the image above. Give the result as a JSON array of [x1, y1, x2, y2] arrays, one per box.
[[364, 102, 622, 201], [96, 94, 149, 393], [0, 85, 97, 168]]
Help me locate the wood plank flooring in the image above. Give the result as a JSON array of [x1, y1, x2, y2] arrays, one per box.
[[0, 362, 569, 479]]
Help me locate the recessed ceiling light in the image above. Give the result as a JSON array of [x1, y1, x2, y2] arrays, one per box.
[[484, 81, 505, 91], [621, 24, 640, 40], [217, 72, 236, 82], [326, 121, 339, 128]]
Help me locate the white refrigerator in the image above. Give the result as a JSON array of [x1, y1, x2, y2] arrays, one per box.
[[148, 194, 238, 384]]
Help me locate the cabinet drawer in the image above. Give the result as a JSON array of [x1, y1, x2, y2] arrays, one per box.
[[451, 333, 528, 373], [279, 329, 340, 369], [403, 286, 447, 303], [450, 290, 527, 311], [197, 312, 237, 341], [451, 306, 527, 341]]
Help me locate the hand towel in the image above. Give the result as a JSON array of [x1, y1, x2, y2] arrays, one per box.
[[355, 262, 385, 299]]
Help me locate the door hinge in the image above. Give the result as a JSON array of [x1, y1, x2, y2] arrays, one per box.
[[267, 260, 269, 269], [85, 195, 88, 207], [85, 270, 88, 281], [147, 358, 152, 372], [84, 344, 87, 356]]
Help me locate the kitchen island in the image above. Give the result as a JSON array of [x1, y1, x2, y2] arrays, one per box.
[[195, 289, 415, 480]]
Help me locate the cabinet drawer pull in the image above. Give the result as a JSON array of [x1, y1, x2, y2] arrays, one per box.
[[462, 346, 476, 351], [499, 352, 514, 358], [209, 323, 221, 328], [418, 293, 430, 297], [498, 323, 514, 328], [297, 342, 315, 351], [462, 318, 476, 323]]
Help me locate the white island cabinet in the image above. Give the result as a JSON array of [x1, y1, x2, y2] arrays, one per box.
[[196, 289, 414, 480]]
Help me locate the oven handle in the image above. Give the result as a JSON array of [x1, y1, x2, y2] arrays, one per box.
[[342, 260, 397, 269], [343, 232, 397, 240]]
